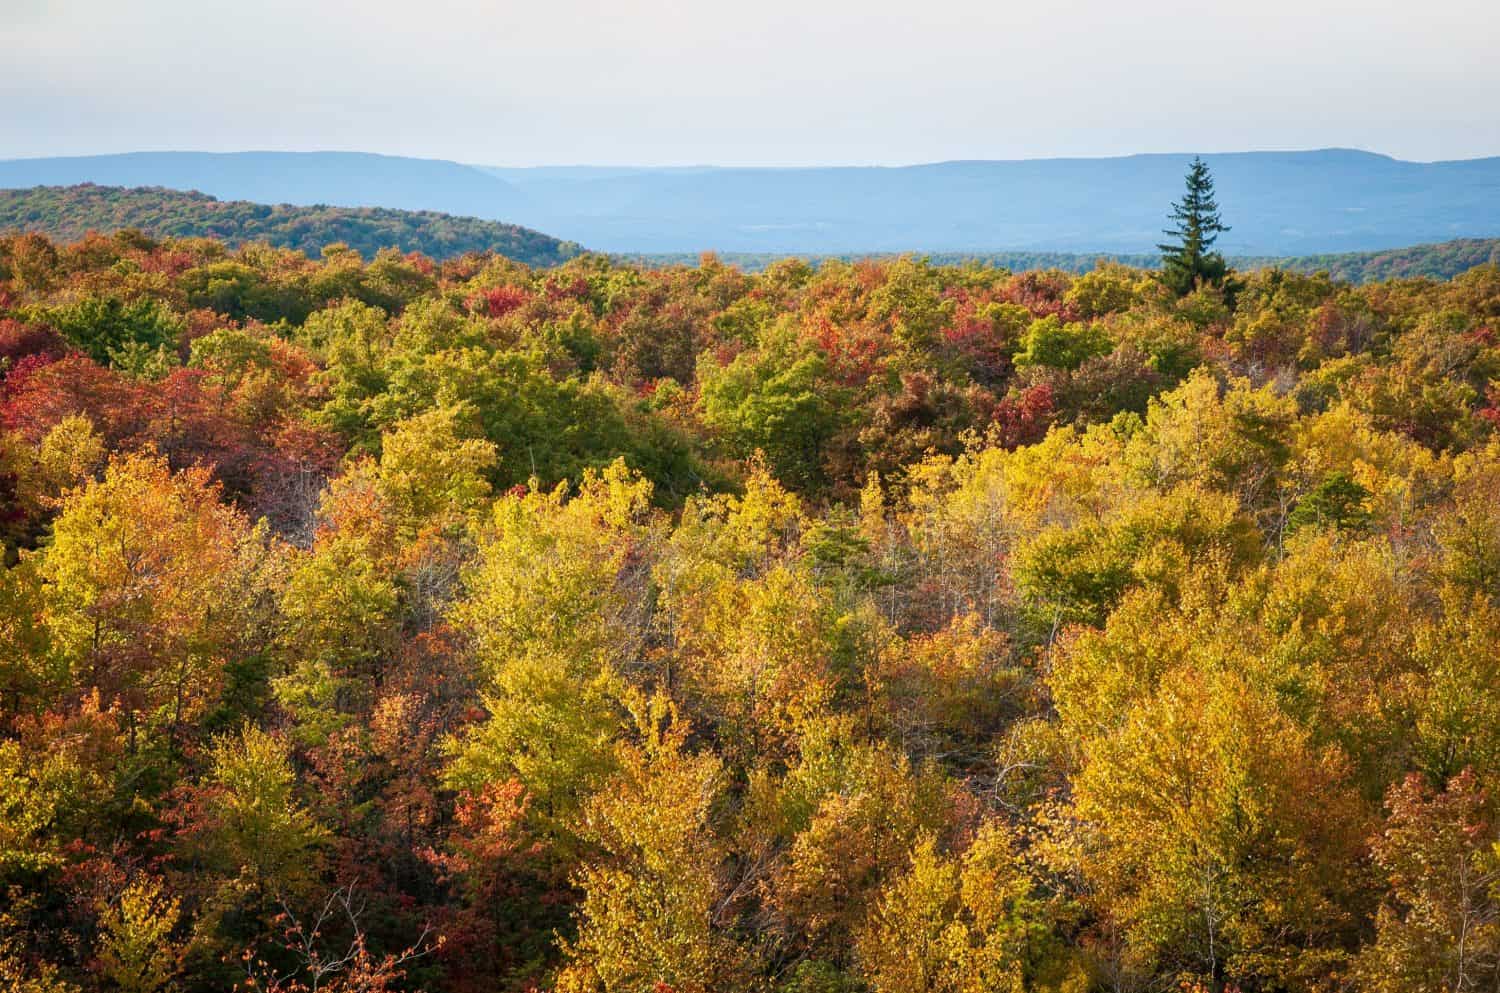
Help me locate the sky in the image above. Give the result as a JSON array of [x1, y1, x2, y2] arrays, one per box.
[[3, 0, 1499, 167]]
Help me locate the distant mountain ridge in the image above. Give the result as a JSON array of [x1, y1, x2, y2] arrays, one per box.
[[3, 148, 1500, 258], [486, 149, 1500, 254], [3, 184, 1497, 283], [0, 184, 580, 266]]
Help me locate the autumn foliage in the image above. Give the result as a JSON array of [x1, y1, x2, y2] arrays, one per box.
[[3, 229, 1500, 993]]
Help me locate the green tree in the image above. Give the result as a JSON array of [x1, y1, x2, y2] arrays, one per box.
[[1158, 158, 1231, 296], [1012, 315, 1111, 372], [32, 295, 183, 370], [1287, 471, 1375, 535], [698, 328, 845, 491]]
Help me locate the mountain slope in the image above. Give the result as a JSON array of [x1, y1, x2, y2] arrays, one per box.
[[0, 151, 529, 220], [0, 184, 581, 266]]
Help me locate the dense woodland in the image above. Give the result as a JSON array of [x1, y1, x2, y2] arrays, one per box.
[[0, 186, 580, 269], [3, 226, 1500, 993]]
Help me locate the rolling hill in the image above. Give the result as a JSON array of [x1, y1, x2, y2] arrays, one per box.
[[0, 151, 528, 219], [0, 184, 581, 266], [1255, 237, 1500, 283]]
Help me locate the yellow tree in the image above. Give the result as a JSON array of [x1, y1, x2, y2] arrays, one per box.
[[37, 450, 268, 744], [0, 698, 121, 878], [445, 460, 659, 830], [1125, 370, 1296, 516], [672, 563, 840, 761], [865, 613, 1024, 765], [1, 891, 79, 993], [184, 724, 327, 905], [0, 557, 52, 713], [0, 739, 77, 876], [0, 415, 105, 545], [1435, 444, 1500, 601], [275, 481, 401, 745], [96, 876, 183, 993], [1410, 592, 1500, 784], [556, 694, 752, 993], [1070, 669, 1367, 989], [370, 403, 496, 541], [758, 718, 960, 959], [855, 821, 1063, 993]]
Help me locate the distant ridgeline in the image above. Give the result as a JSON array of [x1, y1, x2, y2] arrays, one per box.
[[0, 184, 582, 267], [4, 183, 1499, 283], [619, 240, 1500, 284], [8, 148, 1500, 254]]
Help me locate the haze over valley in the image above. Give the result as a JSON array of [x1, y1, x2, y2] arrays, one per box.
[[5, 147, 1499, 255]]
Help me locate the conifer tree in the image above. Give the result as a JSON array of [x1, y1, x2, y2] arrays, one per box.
[[1158, 157, 1231, 295]]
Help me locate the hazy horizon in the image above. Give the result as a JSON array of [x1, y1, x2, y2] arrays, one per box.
[[8, 147, 1498, 255], [3, 146, 1498, 171]]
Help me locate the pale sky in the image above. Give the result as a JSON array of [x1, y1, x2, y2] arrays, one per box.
[[3, 0, 1498, 166]]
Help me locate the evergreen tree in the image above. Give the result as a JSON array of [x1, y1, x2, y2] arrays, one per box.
[[1158, 157, 1231, 295]]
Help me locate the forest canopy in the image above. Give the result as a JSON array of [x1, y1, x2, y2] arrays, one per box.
[[3, 226, 1500, 993], [0, 185, 582, 268]]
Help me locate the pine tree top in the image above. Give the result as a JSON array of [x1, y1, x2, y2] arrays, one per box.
[[1158, 157, 1229, 250], [1158, 157, 1232, 294]]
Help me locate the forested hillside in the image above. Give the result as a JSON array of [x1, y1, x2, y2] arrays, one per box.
[[1271, 236, 1500, 283], [3, 228, 1500, 993], [0, 152, 530, 221], [0, 185, 581, 267]]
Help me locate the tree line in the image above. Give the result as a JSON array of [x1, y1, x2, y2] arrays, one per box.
[[616, 240, 1500, 284]]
